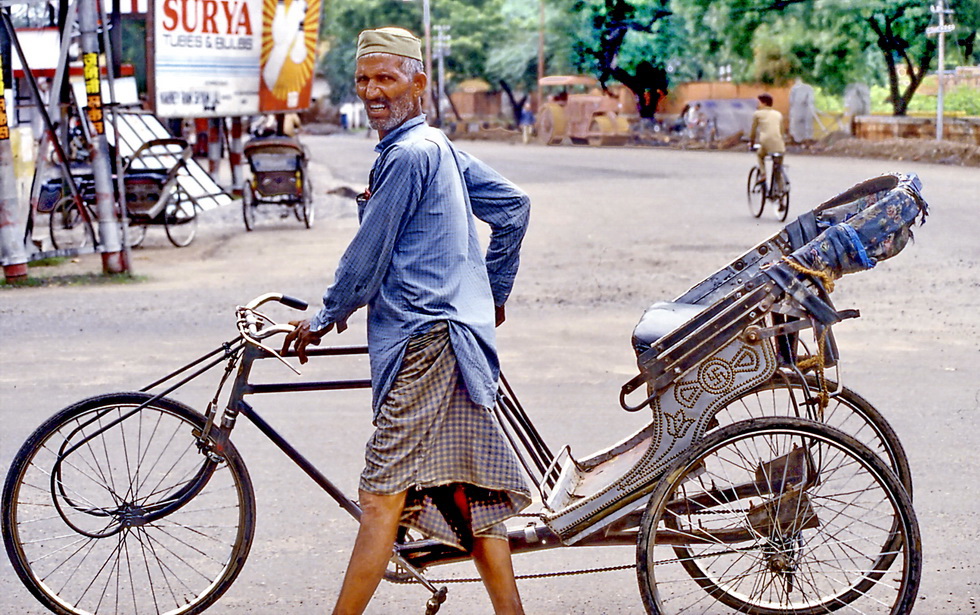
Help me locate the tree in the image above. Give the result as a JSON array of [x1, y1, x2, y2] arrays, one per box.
[[867, 3, 935, 116], [574, 0, 671, 117]]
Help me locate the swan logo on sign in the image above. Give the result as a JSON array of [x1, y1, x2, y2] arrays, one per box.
[[259, 0, 320, 111]]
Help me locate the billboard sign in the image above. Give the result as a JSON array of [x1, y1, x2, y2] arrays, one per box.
[[259, 0, 320, 112], [152, 0, 319, 117], [152, 0, 263, 117]]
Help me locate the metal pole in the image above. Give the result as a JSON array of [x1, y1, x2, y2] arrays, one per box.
[[230, 117, 243, 196], [537, 0, 545, 111], [423, 0, 432, 117], [78, 0, 127, 273], [98, 0, 132, 270], [0, 17, 28, 281], [936, 0, 945, 141]]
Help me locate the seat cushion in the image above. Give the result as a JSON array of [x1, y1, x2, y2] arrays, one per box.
[[632, 301, 706, 350]]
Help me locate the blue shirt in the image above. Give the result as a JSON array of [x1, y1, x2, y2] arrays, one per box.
[[310, 115, 530, 413]]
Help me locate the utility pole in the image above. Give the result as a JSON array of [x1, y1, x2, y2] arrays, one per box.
[[78, 0, 126, 273], [927, 0, 955, 141], [433, 24, 450, 128], [537, 0, 545, 111], [0, 9, 29, 282]]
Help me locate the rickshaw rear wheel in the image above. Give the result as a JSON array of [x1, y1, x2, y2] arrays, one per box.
[[707, 373, 911, 494], [126, 223, 147, 248], [300, 173, 314, 229], [242, 183, 257, 231], [163, 187, 198, 247], [636, 417, 920, 615]]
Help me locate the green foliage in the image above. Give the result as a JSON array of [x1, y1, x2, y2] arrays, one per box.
[[905, 85, 980, 116], [316, 0, 980, 117], [812, 86, 844, 114], [752, 37, 799, 86], [0, 272, 145, 289], [320, 0, 564, 103]]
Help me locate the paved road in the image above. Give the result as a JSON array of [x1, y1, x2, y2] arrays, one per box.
[[2, 134, 978, 613]]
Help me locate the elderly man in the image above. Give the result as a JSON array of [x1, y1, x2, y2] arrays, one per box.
[[282, 27, 531, 615]]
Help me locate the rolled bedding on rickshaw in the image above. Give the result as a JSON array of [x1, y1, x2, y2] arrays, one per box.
[[764, 173, 929, 323]]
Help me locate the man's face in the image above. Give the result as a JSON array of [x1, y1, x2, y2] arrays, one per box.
[[355, 54, 425, 137]]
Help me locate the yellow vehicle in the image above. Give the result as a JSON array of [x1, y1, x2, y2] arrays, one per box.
[[535, 75, 632, 146]]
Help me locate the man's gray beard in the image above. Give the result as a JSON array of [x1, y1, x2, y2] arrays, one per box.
[[367, 96, 416, 134]]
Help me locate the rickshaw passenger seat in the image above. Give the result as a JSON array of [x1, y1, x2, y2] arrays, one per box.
[[632, 301, 706, 353]]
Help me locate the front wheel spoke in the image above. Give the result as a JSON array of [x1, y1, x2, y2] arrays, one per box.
[[148, 523, 231, 572], [138, 437, 202, 510], [142, 527, 220, 590], [133, 419, 190, 504], [74, 530, 126, 611], [135, 525, 184, 611], [38, 445, 125, 513], [131, 410, 168, 502]]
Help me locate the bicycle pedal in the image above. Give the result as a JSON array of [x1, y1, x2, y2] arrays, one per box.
[[424, 586, 448, 615]]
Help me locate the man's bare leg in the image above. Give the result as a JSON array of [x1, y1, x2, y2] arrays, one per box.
[[472, 536, 525, 615], [332, 490, 407, 615]]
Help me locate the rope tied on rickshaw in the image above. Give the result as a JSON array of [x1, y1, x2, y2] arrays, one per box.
[[780, 256, 837, 415]]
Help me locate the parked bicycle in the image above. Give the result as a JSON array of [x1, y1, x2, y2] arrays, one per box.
[[3, 174, 927, 615], [746, 147, 790, 221]]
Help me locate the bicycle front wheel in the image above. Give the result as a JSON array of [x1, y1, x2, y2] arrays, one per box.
[[163, 188, 198, 247], [746, 167, 765, 218], [2, 392, 256, 615], [49, 197, 96, 251], [636, 417, 920, 615]]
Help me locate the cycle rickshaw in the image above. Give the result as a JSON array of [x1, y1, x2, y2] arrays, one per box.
[[41, 138, 198, 249], [241, 136, 314, 231], [2, 173, 926, 615]]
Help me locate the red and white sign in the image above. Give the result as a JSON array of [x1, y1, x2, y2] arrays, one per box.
[[152, 0, 263, 117]]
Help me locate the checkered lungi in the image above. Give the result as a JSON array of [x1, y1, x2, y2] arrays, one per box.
[[360, 322, 532, 550]]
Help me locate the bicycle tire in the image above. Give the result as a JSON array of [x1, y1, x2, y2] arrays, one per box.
[[242, 182, 257, 231], [300, 169, 314, 229], [163, 187, 198, 247], [746, 167, 765, 218], [126, 223, 148, 248], [775, 167, 790, 222], [2, 392, 256, 615], [636, 417, 920, 615], [708, 373, 912, 495], [49, 197, 96, 251]]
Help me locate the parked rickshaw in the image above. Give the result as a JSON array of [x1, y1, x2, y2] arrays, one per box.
[[41, 138, 197, 249], [241, 136, 314, 230], [3, 173, 927, 615]]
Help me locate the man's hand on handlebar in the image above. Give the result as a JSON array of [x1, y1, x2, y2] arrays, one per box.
[[281, 319, 343, 364]]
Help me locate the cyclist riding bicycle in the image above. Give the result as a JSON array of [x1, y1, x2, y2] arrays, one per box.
[[749, 93, 785, 173]]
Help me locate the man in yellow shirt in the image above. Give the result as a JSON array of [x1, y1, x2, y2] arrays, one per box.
[[749, 93, 785, 173]]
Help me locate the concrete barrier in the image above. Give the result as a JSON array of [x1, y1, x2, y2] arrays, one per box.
[[854, 115, 980, 146]]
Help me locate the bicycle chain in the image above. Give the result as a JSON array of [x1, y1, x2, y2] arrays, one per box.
[[388, 562, 637, 585], [389, 546, 754, 585], [391, 511, 759, 585]]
